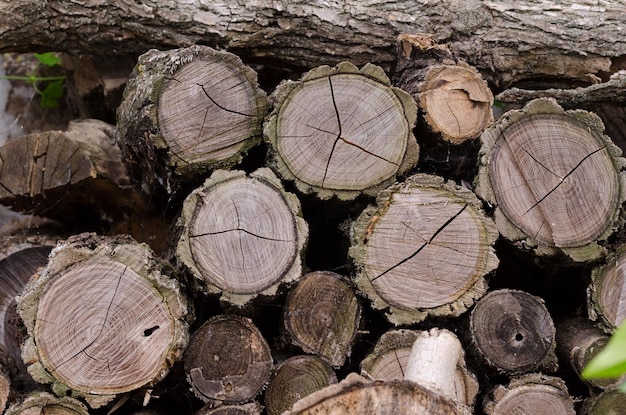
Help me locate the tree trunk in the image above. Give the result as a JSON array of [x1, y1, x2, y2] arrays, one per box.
[[282, 271, 361, 368], [0, 1, 624, 87], [16, 233, 190, 408], [3, 391, 89, 415], [175, 168, 308, 307], [349, 173, 498, 325], [469, 289, 557, 376], [483, 374, 576, 415], [588, 244, 626, 332], [117, 46, 268, 198], [475, 98, 626, 262], [183, 314, 272, 406], [264, 355, 337, 415], [264, 61, 418, 201]]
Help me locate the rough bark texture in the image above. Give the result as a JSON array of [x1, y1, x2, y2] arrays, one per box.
[[16, 233, 190, 408], [0, 1, 624, 88], [3, 391, 89, 415]]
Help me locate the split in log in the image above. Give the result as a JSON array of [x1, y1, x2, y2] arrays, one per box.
[[360, 329, 478, 408], [476, 98, 626, 262], [283, 372, 471, 415], [3, 391, 89, 415], [349, 173, 498, 325], [469, 289, 557, 375], [588, 244, 626, 332], [556, 317, 624, 390], [16, 233, 190, 408], [117, 45, 268, 198], [264, 61, 418, 200], [581, 387, 626, 415], [196, 402, 263, 415], [282, 271, 360, 368], [176, 168, 308, 307], [264, 355, 337, 415], [0, 119, 144, 227], [183, 314, 272, 406], [394, 34, 494, 144], [483, 374, 576, 415]]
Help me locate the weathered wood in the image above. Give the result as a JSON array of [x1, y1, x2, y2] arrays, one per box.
[[283, 271, 360, 368], [1, 1, 625, 88], [469, 289, 557, 375], [16, 233, 190, 408], [349, 173, 498, 325], [580, 387, 626, 415], [283, 373, 471, 415], [265, 355, 337, 415], [183, 314, 272, 406], [556, 317, 624, 390], [3, 391, 89, 415], [476, 98, 626, 262], [117, 45, 268, 198], [588, 245, 626, 332], [0, 346, 11, 413], [196, 402, 263, 415], [264, 61, 418, 200], [484, 374, 576, 415], [394, 34, 493, 144], [176, 168, 307, 306]]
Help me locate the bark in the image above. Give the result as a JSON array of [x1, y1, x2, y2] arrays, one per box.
[[176, 168, 307, 307], [282, 271, 361, 368], [483, 374, 576, 415], [264, 61, 418, 201], [264, 355, 337, 415], [0, 1, 625, 88], [117, 46, 268, 199], [469, 289, 557, 376], [588, 245, 626, 332], [475, 98, 626, 262], [3, 391, 89, 415], [349, 173, 498, 325], [183, 315, 272, 406], [15, 233, 190, 408]]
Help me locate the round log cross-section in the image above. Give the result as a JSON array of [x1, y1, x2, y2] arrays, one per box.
[[176, 168, 308, 306], [476, 98, 626, 262], [349, 173, 498, 325], [16, 233, 189, 408], [588, 245, 626, 332], [264, 61, 419, 200]]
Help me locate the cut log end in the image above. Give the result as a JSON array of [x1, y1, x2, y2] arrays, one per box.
[[588, 245, 626, 332], [265, 61, 418, 200], [4, 392, 89, 415]]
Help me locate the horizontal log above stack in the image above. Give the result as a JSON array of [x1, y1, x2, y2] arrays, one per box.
[[349, 173, 498, 325], [16, 233, 190, 408], [175, 168, 308, 306], [264, 61, 418, 200], [476, 98, 626, 262]]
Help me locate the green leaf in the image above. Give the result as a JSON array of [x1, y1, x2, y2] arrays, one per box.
[[34, 52, 62, 67], [39, 80, 64, 108], [582, 321, 626, 379]]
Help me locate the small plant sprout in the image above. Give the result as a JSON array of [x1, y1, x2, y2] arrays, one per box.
[[582, 320, 626, 392]]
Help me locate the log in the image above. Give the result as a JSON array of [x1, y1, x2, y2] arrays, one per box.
[[360, 329, 478, 408], [0, 346, 11, 413], [588, 245, 626, 332], [0, 119, 144, 226], [555, 317, 624, 390], [349, 173, 498, 325], [393, 34, 494, 144], [264, 61, 418, 200], [469, 289, 557, 375], [183, 314, 272, 406], [3, 391, 89, 415], [117, 45, 268, 198], [483, 374, 576, 415], [282, 271, 360, 368], [264, 355, 337, 415], [1, 1, 625, 87], [16, 233, 190, 408], [475, 98, 626, 262], [176, 168, 308, 307], [196, 402, 263, 415], [580, 388, 626, 415], [283, 372, 471, 415]]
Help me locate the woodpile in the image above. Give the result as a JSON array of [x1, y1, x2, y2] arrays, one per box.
[[1, 13, 626, 413]]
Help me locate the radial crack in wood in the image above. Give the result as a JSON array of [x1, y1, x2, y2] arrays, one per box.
[[349, 173, 498, 325], [176, 168, 308, 306], [16, 233, 189, 408], [264, 61, 418, 200], [476, 98, 626, 262]]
